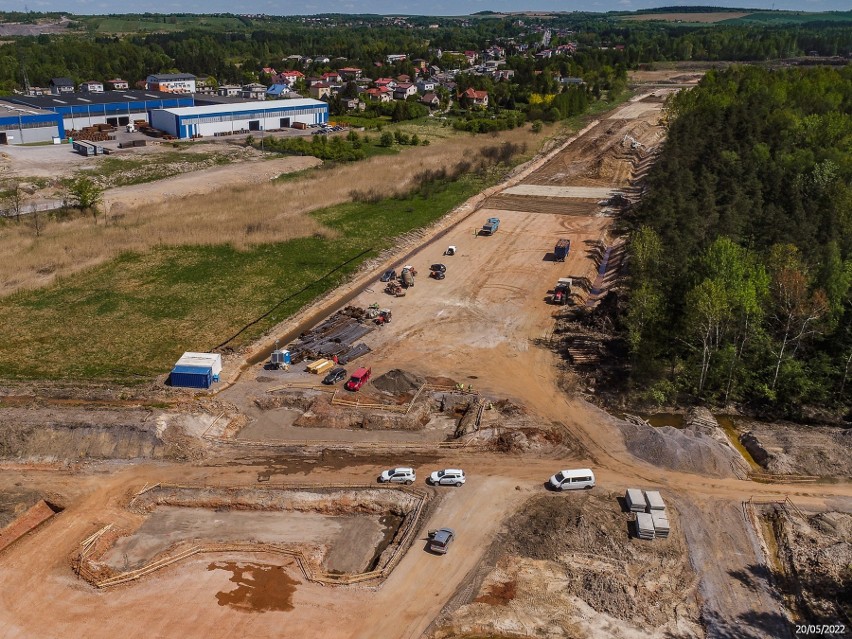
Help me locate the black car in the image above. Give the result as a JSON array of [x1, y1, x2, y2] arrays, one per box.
[[380, 269, 397, 282], [429, 263, 447, 273], [322, 367, 347, 385], [430, 271, 446, 280]]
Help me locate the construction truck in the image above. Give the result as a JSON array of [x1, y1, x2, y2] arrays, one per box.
[[400, 267, 415, 288], [480, 217, 500, 236], [554, 239, 571, 262], [552, 278, 572, 305]]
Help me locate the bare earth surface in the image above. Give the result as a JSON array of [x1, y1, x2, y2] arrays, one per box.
[[0, 82, 849, 639]]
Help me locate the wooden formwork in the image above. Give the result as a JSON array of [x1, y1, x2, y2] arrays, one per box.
[[74, 483, 430, 590]]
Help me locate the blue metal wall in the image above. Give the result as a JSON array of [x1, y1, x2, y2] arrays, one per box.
[[0, 113, 64, 140]]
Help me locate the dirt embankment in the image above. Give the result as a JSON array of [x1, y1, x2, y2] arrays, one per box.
[[764, 506, 852, 626], [0, 407, 202, 461], [433, 491, 702, 639], [739, 420, 852, 477]]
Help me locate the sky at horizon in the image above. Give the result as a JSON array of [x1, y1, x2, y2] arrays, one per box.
[[6, 0, 852, 15]]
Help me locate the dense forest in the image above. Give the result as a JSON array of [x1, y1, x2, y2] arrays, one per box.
[[624, 65, 852, 416], [0, 13, 851, 92]]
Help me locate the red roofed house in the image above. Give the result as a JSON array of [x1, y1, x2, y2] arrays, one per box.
[[365, 86, 393, 103], [374, 77, 397, 89], [262, 67, 278, 76], [397, 74, 411, 83], [322, 72, 342, 83], [339, 67, 363, 80], [309, 83, 331, 99], [462, 87, 489, 107]]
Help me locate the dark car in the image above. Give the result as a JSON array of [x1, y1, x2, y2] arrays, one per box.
[[430, 271, 446, 280], [429, 263, 447, 273], [427, 528, 455, 555], [380, 269, 397, 283], [322, 367, 347, 385]]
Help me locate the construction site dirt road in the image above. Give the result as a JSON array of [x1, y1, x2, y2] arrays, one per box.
[[1, 80, 850, 639]]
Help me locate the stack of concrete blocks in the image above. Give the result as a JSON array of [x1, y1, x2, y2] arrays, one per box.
[[625, 488, 647, 512], [645, 490, 669, 538]]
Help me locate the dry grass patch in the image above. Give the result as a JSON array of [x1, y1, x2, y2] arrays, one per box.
[[0, 127, 534, 295]]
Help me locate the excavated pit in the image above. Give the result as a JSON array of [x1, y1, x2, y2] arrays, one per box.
[[75, 484, 428, 587]]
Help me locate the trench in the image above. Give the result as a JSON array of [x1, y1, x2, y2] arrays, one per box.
[[366, 513, 405, 572]]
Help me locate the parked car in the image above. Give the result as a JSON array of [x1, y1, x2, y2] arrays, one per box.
[[344, 366, 372, 391], [548, 468, 596, 490], [322, 367, 347, 385], [430, 271, 445, 280], [427, 528, 455, 554], [378, 467, 416, 484], [428, 469, 466, 487], [380, 269, 397, 282], [429, 263, 447, 273]]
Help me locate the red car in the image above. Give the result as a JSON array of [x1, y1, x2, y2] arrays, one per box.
[[344, 367, 372, 392]]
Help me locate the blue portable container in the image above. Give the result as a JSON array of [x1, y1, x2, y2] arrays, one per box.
[[169, 365, 213, 389]]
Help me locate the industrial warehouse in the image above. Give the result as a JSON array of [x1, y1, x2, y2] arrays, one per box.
[[0, 102, 63, 144], [148, 99, 329, 139], [2, 90, 193, 137]]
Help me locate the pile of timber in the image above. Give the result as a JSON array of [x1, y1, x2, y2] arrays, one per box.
[[67, 123, 116, 142], [287, 307, 373, 365]]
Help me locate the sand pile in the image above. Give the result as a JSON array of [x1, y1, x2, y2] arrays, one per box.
[[617, 417, 743, 478], [372, 369, 425, 395]]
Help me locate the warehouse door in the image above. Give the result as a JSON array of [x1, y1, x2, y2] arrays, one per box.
[[248, 120, 260, 131], [0, 132, 6, 145], [118, 116, 130, 126], [280, 117, 290, 128], [106, 117, 119, 126]]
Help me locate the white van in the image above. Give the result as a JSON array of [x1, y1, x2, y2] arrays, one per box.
[[548, 468, 595, 490]]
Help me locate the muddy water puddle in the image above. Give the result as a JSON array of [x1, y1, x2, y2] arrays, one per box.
[[235, 450, 440, 482], [208, 561, 300, 612]]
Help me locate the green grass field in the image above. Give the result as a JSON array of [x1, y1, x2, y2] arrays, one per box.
[[724, 10, 852, 24], [79, 151, 232, 187], [0, 174, 493, 382], [80, 15, 251, 33]]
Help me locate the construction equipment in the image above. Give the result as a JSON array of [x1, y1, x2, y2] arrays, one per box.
[[385, 282, 406, 297], [375, 309, 392, 325], [554, 239, 571, 262], [552, 278, 572, 305], [400, 268, 415, 288], [480, 217, 500, 236]]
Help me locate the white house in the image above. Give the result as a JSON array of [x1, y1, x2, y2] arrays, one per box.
[[146, 73, 197, 94], [80, 80, 104, 93]]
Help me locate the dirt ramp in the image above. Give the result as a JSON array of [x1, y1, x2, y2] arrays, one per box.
[[0, 500, 61, 553]]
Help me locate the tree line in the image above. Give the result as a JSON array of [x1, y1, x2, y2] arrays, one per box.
[[623, 65, 851, 417]]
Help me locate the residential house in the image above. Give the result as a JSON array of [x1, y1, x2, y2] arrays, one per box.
[[344, 98, 366, 111], [106, 78, 129, 90], [134, 79, 148, 90], [420, 92, 440, 108], [277, 70, 305, 85], [397, 74, 411, 83], [241, 83, 267, 100], [309, 83, 331, 99], [461, 87, 489, 108], [386, 54, 407, 63], [393, 83, 417, 100], [374, 77, 397, 89], [416, 79, 436, 93], [339, 67, 362, 80], [321, 72, 342, 84], [25, 86, 48, 96], [266, 84, 291, 99], [493, 69, 515, 81], [261, 67, 278, 77], [80, 80, 104, 93], [464, 51, 478, 64], [147, 73, 196, 93], [364, 86, 392, 103], [49, 77, 75, 94], [412, 58, 428, 70], [313, 54, 331, 64], [217, 85, 241, 97], [558, 76, 585, 86]]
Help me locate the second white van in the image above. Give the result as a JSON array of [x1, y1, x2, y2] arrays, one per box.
[[548, 468, 595, 490]]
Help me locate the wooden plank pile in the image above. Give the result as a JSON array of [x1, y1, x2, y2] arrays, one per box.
[[67, 123, 116, 142]]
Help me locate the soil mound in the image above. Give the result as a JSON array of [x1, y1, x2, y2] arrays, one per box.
[[372, 369, 425, 395], [617, 417, 743, 478]]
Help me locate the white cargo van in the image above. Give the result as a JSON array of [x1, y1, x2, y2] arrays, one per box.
[[548, 468, 595, 490]]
